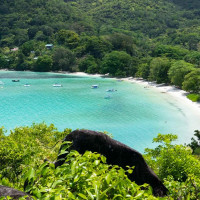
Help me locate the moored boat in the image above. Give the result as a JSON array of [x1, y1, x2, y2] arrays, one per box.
[[104, 95, 111, 99], [91, 85, 99, 89], [53, 83, 63, 87], [106, 89, 117, 92]]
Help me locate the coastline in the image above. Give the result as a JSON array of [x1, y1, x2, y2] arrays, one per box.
[[1, 69, 200, 131], [63, 71, 200, 115], [1, 69, 199, 111], [122, 77, 200, 110], [62, 72, 200, 129]]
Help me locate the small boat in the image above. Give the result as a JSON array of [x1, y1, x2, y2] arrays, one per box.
[[104, 95, 111, 99], [53, 83, 63, 87], [12, 80, 20, 82], [24, 83, 30, 87], [106, 89, 117, 92], [91, 85, 99, 89]]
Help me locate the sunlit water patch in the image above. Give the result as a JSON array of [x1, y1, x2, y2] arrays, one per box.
[[0, 71, 199, 152]]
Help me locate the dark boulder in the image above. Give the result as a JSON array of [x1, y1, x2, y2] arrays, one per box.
[[55, 129, 168, 197], [0, 185, 30, 199]]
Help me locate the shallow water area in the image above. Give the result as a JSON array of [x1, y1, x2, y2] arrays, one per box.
[[0, 71, 199, 152]]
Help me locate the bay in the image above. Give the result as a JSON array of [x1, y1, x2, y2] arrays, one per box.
[[0, 71, 199, 152]]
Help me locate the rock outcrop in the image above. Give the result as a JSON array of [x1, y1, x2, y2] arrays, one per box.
[[55, 129, 168, 197]]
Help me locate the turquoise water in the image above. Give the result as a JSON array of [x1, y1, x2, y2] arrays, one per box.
[[0, 71, 199, 152]]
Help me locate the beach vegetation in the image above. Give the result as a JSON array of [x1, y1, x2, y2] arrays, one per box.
[[79, 55, 99, 74], [52, 47, 76, 71], [188, 130, 200, 155], [182, 69, 200, 93], [187, 94, 200, 102], [0, 124, 200, 199], [100, 51, 134, 77], [34, 55, 53, 72], [135, 63, 150, 79], [168, 60, 194, 88], [149, 57, 171, 83]]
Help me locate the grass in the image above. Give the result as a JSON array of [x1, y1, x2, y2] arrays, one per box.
[[187, 93, 200, 102]]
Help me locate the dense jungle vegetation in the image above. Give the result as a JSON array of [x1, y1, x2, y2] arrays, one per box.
[[0, 0, 200, 100]]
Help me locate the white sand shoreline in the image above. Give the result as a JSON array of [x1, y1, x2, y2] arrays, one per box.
[[63, 71, 200, 111], [1, 69, 200, 126], [64, 71, 200, 118], [122, 77, 200, 109]]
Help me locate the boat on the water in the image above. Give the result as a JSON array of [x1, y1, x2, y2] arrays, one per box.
[[24, 83, 30, 87], [12, 80, 20, 82], [53, 83, 63, 87], [104, 95, 111, 99], [91, 85, 99, 89], [106, 89, 117, 92]]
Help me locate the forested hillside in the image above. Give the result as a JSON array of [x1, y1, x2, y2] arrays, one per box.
[[0, 0, 200, 97]]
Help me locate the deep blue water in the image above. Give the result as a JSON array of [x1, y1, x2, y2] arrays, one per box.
[[0, 71, 199, 152]]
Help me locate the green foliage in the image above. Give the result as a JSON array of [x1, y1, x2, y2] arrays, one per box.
[[84, 36, 112, 59], [0, 123, 70, 184], [79, 55, 99, 74], [168, 60, 194, 88], [1, 124, 200, 199], [145, 133, 200, 181], [24, 151, 155, 199], [100, 51, 133, 77], [164, 175, 200, 200], [187, 93, 200, 102], [152, 45, 188, 60], [145, 133, 200, 199], [149, 57, 171, 83], [182, 68, 200, 93], [0, 54, 9, 69], [135, 63, 150, 79], [34, 55, 53, 72], [188, 130, 200, 154], [52, 47, 76, 71], [56, 30, 80, 49], [184, 51, 200, 67]]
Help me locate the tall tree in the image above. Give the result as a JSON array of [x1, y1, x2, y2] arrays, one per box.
[[100, 51, 132, 77], [182, 69, 200, 93], [52, 47, 75, 71], [168, 60, 194, 88], [149, 57, 171, 83], [34, 55, 52, 72]]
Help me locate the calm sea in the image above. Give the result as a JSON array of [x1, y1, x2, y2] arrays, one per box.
[[0, 71, 199, 152]]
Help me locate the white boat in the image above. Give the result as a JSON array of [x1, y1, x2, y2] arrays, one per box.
[[24, 83, 30, 87], [104, 95, 111, 99], [91, 85, 99, 89], [53, 83, 63, 87]]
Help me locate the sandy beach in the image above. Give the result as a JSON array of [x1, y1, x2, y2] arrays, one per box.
[[67, 71, 200, 112], [62, 71, 200, 115], [123, 77, 200, 109], [1, 69, 200, 131]]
